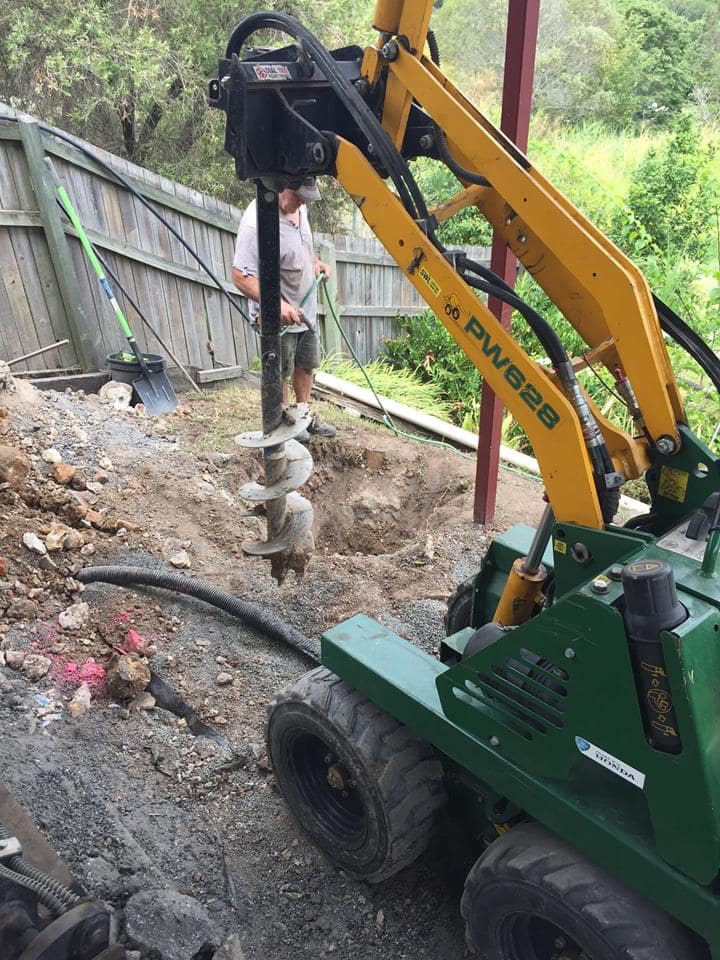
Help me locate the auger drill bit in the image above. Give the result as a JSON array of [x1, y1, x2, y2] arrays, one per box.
[[234, 184, 314, 584]]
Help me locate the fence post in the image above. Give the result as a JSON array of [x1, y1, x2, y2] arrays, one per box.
[[317, 238, 344, 359], [17, 119, 99, 371]]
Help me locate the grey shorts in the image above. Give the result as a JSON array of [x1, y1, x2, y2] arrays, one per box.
[[281, 328, 321, 377]]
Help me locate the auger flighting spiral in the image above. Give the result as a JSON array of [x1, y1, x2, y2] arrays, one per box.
[[234, 184, 314, 584]]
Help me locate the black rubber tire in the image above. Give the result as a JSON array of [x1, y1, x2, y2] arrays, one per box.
[[445, 576, 477, 635], [266, 666, 447, 882], [461, 822, 702, 960]]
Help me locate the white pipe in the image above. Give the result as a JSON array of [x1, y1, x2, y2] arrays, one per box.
[[314, 370, 648, 518]]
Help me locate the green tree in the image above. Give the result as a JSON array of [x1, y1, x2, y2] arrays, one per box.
[[593, 0, 694, 127], [612, 116, 718, 259]]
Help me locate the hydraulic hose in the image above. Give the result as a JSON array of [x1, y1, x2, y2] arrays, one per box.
[[654, 294, 720, 396], [462, 270, 620, 520], [77, 566, 320, 662], [0, 819, 80, 915]]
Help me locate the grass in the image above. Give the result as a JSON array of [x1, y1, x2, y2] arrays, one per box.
[[180, 385, 263, 452], [320, 356, 453, 420]]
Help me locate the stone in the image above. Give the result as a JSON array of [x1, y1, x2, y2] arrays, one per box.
[[83, 856, 122, 898], [125, 889, 216, 960], [46, 524, 70, 552], [80, 543, 96, 556], [22, 532, 47, 556], [99, 381, 132, 410], [106, 654, 151, 702], [22, 654, 52, 681], [129, 691, 156, 712], [0, 557, 7, 577], [169, 550, 191, 569], [85, 481, 104, 494], [51, 462, 76, 485], [215, 672, 233, 686], [67, 682, 92, 718], [0, 445, 30, 489], [5, 650, 26, 670], [98, 456, 113, 471], [39, 555, 58, 572], [213, 934, 246, 960], [59, 601, 90, 631], [41, 448, 62, 464], [62, 529, 85, 551], [0, 407, 8, 435], [93, 470, 110, 484], [7, 598, 37, 621]]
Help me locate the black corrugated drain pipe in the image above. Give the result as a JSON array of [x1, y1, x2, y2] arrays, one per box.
[[76, 566, 320, 663]]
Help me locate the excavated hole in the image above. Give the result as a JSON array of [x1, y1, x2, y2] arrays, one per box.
[[305, 441, 466, 557]]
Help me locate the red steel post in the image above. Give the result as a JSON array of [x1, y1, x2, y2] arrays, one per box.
[[473, 0, 540, 524]]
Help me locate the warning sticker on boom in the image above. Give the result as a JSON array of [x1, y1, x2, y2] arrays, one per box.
[[417, 265, 441, 297], [253, 64, 292, 81], [575, 736, 646, 789], [657, 466, 689, 503]]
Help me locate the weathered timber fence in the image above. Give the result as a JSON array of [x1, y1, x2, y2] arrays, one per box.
[[0, 108, 490, 381]]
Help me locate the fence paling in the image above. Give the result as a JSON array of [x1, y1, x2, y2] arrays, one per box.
[[0, 107, 490, 377]]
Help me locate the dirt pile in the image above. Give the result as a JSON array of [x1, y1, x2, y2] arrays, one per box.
[[0, 374, 544, 960]]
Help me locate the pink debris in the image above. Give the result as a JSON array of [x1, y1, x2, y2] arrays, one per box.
[[124, 628, 146, 654], [61, 659, 107, 692]]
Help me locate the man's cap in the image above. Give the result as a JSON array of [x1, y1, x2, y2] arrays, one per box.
[[293, 177, 321, 201]]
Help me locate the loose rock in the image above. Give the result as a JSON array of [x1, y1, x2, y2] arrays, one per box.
[[106, 654, 151, 702], [67, 682, 92, 718], [41, 448, 62, 464], [124, 889, 216, 960], [0, 445, 30, 489], [169, 550, 191, 569], [22, 654, 52, 681], [5, 651, 26, 670], [22, 532, 47, 556], [216, 672, 233, 686], [214, 934, 246, 960], [51, 462, 76, 485], [59, 601, 90, 631]]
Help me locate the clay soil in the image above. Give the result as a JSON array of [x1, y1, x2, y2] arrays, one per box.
[[0, 376, 544, 959]]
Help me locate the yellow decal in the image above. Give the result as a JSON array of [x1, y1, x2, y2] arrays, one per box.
[[554, 539, 568, 555], [658, 466, 689, 503], [418, 265, 441, 297]]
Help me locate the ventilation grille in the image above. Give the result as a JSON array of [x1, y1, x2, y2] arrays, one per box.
[[461, 647, 569, 740]]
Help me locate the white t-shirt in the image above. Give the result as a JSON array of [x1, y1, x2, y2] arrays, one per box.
[[233, 200, 316, 333]]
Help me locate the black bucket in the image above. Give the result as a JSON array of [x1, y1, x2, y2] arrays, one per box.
[[107, 352, 166, 386]]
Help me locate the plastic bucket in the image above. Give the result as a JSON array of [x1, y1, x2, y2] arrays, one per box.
[[107, 352, 166, 386]]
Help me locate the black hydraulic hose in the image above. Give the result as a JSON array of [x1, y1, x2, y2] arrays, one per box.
[[463, 272, 569, 370], [425, 30, 490, 188], [0, 113, 254, 328], [77, 566, 320, 662], [225, 11, 431, 229], [654, 294, 720, 396], [435, 127, 491, 187], [427, 29, 441, 66]]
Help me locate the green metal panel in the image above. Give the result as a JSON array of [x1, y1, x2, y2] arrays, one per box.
[[321, 613, 720, 957]]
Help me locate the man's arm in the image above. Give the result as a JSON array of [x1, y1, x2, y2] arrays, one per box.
[[232, 268, 305, 326]]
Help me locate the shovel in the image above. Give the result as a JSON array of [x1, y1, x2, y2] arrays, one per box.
[[45, 158, 178, 415]]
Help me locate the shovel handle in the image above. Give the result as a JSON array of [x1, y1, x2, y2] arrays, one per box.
[[45, 158, 134, 341]]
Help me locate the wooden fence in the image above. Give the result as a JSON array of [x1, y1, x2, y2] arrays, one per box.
[[0, 107, 490, 381]]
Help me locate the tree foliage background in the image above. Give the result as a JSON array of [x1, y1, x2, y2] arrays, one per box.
[[1, 0, 718, 446]]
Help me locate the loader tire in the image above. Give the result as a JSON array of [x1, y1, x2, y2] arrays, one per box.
[[266, 666, 447, 882], [462, 822, 704, 960]]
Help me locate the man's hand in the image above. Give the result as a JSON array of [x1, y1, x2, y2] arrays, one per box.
[[315, 258, 332, 280], [281, 300, 305, 326]]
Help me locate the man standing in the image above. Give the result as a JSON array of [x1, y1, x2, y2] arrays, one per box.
[[232, 177, 337, 440]]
